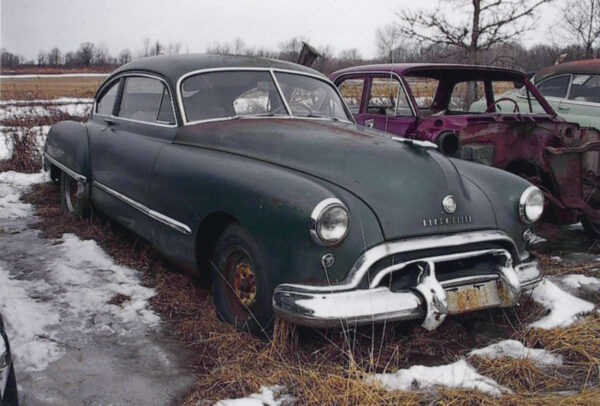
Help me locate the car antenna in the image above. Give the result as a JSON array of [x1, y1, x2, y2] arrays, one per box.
[[384, 49, 395, 134]]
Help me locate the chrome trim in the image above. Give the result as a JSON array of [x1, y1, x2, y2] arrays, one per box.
[[92, 181, 192, 235], [93, 72, 179, 128], [269, 69, 292, 116], [175, 67, 355, 126], [44, 153, 87, 183], [519, 185, 544, 224], [309, 198, 350, 246], [333, 70, 417, 117], [391, 136, 437, 149], [368, 248, 510, 288], [273, 250, 533, 329], [282, 230, 519, 294]]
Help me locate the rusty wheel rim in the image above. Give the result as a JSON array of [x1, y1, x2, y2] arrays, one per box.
[[223, 250, 257, 320]]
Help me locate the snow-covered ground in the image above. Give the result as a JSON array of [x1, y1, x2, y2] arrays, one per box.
[[469, 339, 563, 367], [0, 101, 92, 121], [215, 386, 296, 406], [0, 171, 194, 404]]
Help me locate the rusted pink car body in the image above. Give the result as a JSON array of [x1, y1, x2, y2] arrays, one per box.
[[331, 64, 600, 234]]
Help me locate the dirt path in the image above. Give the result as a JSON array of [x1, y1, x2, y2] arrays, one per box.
[[0, 172, 195, 405]]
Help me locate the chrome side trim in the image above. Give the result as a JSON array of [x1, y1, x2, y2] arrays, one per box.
[[44, 153, 87, 183], [175, 67, 355, 126], [92, 181, 192, 235], [281, 230, 519, 294]]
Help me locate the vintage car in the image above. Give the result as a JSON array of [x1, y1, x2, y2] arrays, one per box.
[[331, 64, 600, 236], [527, 59, 600, 130], [0, 313, 17, 406], [44, 54, 543, 334]]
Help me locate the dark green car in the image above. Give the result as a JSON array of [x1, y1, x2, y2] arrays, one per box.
[[44, 54, 543, 334]]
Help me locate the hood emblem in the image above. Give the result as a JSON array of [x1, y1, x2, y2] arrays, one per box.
[[442, 195, 456, 214]]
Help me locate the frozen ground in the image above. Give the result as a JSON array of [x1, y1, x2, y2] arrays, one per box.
[[0, 171, 195, 405]]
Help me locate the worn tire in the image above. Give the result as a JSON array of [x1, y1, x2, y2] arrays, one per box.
[[59, 172, 89, 219], [211, 223, 274, 336], [2, 364, 18, 406]]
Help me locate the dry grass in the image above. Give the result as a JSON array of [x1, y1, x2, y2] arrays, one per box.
[[17, 182, 600, 405], [0, 76, 104, 100]]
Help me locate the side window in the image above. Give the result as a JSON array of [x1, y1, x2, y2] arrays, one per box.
[[118, 76, 175, 124], [96, 81, 119, 115], [404, 76, 439, 109], [338, 78, 364, 114], [449, 81, 485, 112], [537, 75, 570, 98], [568, 75, 600, 103], [367, 77, 412, 116]]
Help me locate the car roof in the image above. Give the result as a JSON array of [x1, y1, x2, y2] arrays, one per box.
[[110, 53, 324, 86], [535, 59, 600, 82], [332, 63, 525, 79]]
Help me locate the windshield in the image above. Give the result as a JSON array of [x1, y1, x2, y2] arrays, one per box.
[[180, 70, 352, 123]]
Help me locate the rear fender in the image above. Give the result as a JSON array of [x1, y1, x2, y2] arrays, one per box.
[[44, 121, 90, 183]]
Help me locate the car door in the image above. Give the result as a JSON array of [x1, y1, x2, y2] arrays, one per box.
[[88, 74, 178, 240], [360, 74, 417, 136], [534, 74, 571, 116], [558, 74, 600, 129], [336, 75, 368, 125]]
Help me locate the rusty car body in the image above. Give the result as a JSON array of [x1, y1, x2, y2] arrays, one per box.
[[43, 54, 543, 334], [331, 64, 600, 235]]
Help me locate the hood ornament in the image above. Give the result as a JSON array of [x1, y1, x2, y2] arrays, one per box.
[[442, 195, 456, 214]]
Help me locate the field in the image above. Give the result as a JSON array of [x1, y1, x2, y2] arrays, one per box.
[[1, 75, 599, 405], [0, 75, 106, 101]]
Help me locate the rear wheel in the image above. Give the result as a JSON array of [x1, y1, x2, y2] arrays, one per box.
[[211, 224, 273, 336], [59, 172, 89, 219]]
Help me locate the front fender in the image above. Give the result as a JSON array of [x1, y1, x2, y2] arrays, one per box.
[[150, 144, 384, 286], [44, 121, 90, 181]]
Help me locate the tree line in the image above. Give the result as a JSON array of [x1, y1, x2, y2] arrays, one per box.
[[1, 0, 599, 74]]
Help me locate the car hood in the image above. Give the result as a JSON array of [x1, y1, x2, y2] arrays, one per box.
[[175, 119, 498, 240]]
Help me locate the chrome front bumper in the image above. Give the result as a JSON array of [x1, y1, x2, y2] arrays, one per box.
[[273, 231, 542, 330]]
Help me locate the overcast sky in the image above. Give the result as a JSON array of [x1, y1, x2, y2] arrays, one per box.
[[1, 0, 556, 60]]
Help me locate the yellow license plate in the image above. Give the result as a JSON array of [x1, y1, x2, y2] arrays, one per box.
[[445, 280, 502, 314]]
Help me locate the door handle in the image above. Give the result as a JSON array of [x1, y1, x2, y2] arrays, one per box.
[[557, 105, 570, 111], [104, 118, 116, 126], [365, 119, 375, 128]]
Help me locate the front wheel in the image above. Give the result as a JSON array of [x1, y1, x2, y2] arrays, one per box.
[[59, 172, 89, 219], [211, 223, 274, 336]]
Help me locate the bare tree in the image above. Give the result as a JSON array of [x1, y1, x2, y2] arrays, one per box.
[[397, 0, 553, 64], [338, 48, 362, 63], [77, 42, 96, 66], [93, 43, 110, 65], [47, 47, 62, 66], [375, 24, 402, 62], [560, 0, 600, 59], [37, 50, 47, 66], [118, 48, 132, 65], [165, 42, 182, 55], [277, 37, 306, 61], [142, 38, 151, 57]]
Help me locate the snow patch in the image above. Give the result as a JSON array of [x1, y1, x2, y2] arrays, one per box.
[[530, 279, 595, 329], [0, 264, 63, 372], [0, 171, 47, 219], [0, 97, 94, 106], [0, 103, 91, 121], [214, 386, 294, 406], [469, 339, 562, 366], [0, 126, 49, 162], [561, 274, 600, 292], [365, 359, 509, 396]]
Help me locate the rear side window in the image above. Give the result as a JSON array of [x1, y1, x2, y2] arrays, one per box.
[[449, 81, 485, 112], [337, 78, 364, 114], [569, 75, 600, 103], [537, 75, 570, 98], [367, 77, 412, 116], [96, 81, 119, 115], [404, 76, 439, 109], [118, 76, 175, 124]]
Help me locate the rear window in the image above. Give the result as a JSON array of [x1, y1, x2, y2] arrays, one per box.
[[404, 76, 439, 108], [537, 75, 570, 98], [569, 75, 600, 103]]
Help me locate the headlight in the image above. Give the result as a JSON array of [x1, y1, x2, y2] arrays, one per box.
[[519, 186, 544, 223], [310, 198, 350, 246]]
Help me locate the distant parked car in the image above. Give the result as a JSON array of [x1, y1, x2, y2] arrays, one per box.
[[331, 63, 600, 237], [44, 54, 542, 334], [0, 313, 18, 406], [527, 59, 600, 130]]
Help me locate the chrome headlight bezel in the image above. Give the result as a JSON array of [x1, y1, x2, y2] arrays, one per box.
[[310, 198, 350, 246], [519, 186, 544, 224]]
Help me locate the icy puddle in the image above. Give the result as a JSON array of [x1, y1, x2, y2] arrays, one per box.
[[0, 171, 194, 405]]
